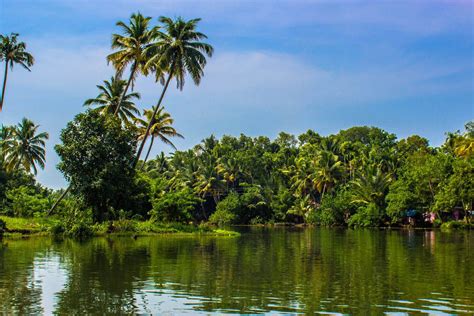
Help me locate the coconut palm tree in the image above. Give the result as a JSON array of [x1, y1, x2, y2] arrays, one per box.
[[107, 12, 158, 115], [134, 105, 183, 164], [2, 118, 48, 174], [84, 76, 140, 124], [350, 164, 392, 208], [0, 33, 35, 111], [135, 16, 213, 165], [313, 150, 344, 199]]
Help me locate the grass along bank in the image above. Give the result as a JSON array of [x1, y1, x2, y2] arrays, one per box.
[[0, 216, 239, 239]]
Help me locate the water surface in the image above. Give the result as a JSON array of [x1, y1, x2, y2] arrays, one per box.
[[0, 228, 473, 314]]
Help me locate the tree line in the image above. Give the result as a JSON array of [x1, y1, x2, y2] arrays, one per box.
[[0, 13, 472, 229]]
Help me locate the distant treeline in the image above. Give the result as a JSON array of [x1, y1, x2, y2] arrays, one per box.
[[2, 117, 471, 228]]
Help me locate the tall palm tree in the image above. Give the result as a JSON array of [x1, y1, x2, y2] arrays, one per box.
[[84, 76, 141, 124], [2, 118, 48, 174], [134, 105, 183, 164], [0, 33, 34, 111], [107, 13, 158, 115], [135, 16, 213, 166]]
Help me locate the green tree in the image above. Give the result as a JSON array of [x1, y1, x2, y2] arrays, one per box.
[[84, 76, 141, 124], [55, 111, 137, 222], [107, 12, 158, 113], [0, 33, 34, 111], [434, 158, 474, 222], [135, 105, 183, 164], [135, 16, 213, 165], [2, 118, 49, 174]]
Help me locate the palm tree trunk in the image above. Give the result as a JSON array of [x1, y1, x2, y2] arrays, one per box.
[[142, 135, 155, 168], [114, 62, 136, 116], [0, 59, 9, 112], [134, 71, 173, 167], [47, 186, 71, 216]]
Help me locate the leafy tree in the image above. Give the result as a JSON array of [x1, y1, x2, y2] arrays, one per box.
[[210, 192, 239, 226], [434, 158, 474, 222], [148, 176, 201, 222], [5, 185, 50, 217], [386, 151, 452, 222], [55, 111, 137, 221], [0, 33, 34, 111]]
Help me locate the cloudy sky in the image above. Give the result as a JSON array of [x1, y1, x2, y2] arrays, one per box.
[[1, 0, 473, 188]]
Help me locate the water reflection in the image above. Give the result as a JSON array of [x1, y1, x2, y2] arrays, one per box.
[[0, 228, 473, 314]]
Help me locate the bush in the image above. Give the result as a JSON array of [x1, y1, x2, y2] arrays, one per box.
[[348, 203, 382, 227], [68, 222, 93, 240], [211, 192, 240, 225], [307, 191, 350, 226], [149, 177, 201, 223], [5, 186, 50, 217]]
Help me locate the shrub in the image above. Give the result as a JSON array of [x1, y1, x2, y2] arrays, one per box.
[[149, 177, 201, 223], [209, 207, 236, 226], [348, 203, 381, 227], [211, 192, 240, 226], [68, 222, 93, 240], [307, 191, 350, 226], [5, 186, 50, 217]]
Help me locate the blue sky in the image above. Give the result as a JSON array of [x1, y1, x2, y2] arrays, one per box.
[[0, 0, 473, 188]]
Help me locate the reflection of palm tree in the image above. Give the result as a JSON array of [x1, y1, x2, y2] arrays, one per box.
[[135, 105, 183, 164], [84, 77, 140, 124], [0, 33, 35, 111], [135, 16, 213, 165], [2, 118, 48, 174]]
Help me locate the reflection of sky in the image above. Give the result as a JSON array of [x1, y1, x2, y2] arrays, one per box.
[[1, 0, 473, 189], [33, 254, 68, 315]]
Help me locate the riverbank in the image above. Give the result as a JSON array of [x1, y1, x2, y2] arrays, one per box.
[[0, 216, 239, 239]]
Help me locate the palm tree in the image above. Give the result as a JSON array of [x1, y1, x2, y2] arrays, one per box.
[[135, 105, 183, 164], [0, 33, 34, 111], [313, 150, 344, 199], [107, 13, 158, 115], [135, 16, 213, 166], [84, 76, 141, 124], [350, 164, 392, 208], [2, 118, 48, 174]]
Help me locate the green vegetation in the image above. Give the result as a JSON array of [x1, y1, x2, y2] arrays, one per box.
[[0, 14, 472, 240]]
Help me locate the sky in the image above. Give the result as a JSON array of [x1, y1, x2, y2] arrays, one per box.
[[0, 0, 473, 189]]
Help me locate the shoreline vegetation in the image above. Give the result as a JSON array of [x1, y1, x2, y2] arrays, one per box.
[[0, 215, 471, 240], [0, 216, 239, 239], [0, 13, 473, 241]]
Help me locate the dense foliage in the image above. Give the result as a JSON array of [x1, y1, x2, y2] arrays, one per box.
[[0, 17, 472, 230], [55, 111, 141, 222]]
